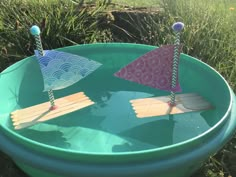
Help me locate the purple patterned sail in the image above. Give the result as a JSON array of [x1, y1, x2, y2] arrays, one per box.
[[35, 50, 102, 91], [114, 45, 182, 92]]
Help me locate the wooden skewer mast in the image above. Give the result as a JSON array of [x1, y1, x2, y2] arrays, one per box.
[[30, 25, 57, 110], [169, 22, 184, 106]]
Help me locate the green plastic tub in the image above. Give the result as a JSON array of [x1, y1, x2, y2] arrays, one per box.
[[0, 43, 235, 177]]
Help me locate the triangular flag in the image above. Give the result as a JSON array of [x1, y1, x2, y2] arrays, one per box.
[[114, 45, 181, 92], [35, 50, 102, 91]]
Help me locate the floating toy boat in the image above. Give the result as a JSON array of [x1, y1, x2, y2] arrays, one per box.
[[115, 22, 212, 118], [11, 26, 101, 129]]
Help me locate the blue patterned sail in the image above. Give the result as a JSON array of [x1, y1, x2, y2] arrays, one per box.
[[35, 50, 102, 91]]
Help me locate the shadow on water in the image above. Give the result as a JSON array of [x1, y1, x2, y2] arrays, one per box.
[[15, 58, 47, 108], [18, 129, 70, 149], [200, 109, 220, 127], [112, 118, 175, 152], [7, 56, 220, 153]]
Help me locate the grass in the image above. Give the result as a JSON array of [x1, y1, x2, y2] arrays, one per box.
[[111, 0, 236, 90], [0, 0, 236, 177], [112, 0, 160, 7], [0, 151, 28, 177], [0, 0, 113, 70], [159, 0, 236, 90], [84, 0, 160, 7], [171, 0, 236, 91]]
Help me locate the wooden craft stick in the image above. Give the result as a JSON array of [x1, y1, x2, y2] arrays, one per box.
[[14, 100, 93, 130], [11, 92, 94, 129], [13, 99, 93, 125], [12, 92, 86, 118], [130, 93, 213, 118]]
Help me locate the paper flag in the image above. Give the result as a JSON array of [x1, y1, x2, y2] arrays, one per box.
[[114, 45, 182, 92], [35, 50, 102, 91]]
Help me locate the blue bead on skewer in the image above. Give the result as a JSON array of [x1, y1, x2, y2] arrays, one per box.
[[30, 25, 41, 36]]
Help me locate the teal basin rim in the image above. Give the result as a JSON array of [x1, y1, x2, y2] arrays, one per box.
[[0, 42, 233, 157]]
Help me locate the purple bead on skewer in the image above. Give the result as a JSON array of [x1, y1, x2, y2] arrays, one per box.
[[172, 22, 184, 32]]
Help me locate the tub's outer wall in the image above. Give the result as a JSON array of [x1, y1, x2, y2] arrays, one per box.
[[0, 92, 235, 177]]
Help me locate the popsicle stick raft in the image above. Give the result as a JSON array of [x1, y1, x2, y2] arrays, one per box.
[[114, 22, 213, 118], [130, 93, 212, 118], [11, 92, 94, 130], [10, 25, 102, 129]]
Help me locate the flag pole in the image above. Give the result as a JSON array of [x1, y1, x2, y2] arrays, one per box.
[[169, 22, 184, 106], [30, 25, 57, 110]]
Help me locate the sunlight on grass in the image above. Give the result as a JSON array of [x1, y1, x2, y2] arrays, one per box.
[[160, 0, 236, 89], [111, 0, 160, 7]]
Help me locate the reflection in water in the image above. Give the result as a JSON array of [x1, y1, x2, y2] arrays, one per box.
[[12, 65, 216, 153], [118, 119, 175, 148], [14, 91, 213, 153], [19, 128, 70, 149], [60, 126, 129, 152], [201, 109, 219, 127], [1, 45, 228, 156], [113, 119, 175, 152]]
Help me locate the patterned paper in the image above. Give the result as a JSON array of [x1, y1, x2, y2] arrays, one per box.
[[35, 50, 102, 91], [114, 45, 182, 92]]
